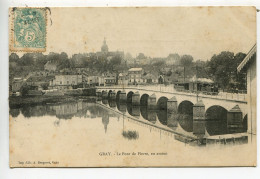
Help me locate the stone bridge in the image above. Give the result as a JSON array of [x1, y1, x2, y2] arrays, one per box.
[[96, 86, 247, 115], [96, 85, 248, 133]]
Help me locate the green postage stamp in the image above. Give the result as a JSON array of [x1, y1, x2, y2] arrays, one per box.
[[10, 8, 46, 52]]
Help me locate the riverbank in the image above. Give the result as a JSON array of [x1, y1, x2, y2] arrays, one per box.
[[9, 95, 97, 108]]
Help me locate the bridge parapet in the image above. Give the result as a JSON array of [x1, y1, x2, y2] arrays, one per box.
[[96, 85, 247, 103]]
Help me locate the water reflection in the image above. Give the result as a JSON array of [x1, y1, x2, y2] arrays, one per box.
[[117, 102, 126, 113], [140, 106, 148, 120], [178, 114, 193, 132], [167, 113, 178, 129], [127, 103, 140, 118], [205, 106, 228, 135], [102, 99, 108, 105], [102, 114, 109, 133], [147, 110, 157, 124], [156, 110, 167, 125], [10, 98, 248, 143], [122, 130, 139, 140], [108, 100, 116, 108]]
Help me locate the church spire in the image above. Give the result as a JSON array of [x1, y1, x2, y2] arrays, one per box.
[[101, 37, 109, 53]]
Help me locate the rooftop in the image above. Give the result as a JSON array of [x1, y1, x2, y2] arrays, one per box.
[[237, 44, 256, 72]]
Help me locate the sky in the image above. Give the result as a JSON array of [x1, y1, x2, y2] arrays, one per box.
[[40, 7, 256, 60]]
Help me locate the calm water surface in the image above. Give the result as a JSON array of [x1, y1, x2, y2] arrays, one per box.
[[9, 99, 255, 167]]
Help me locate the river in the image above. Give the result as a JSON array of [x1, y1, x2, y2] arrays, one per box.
[[9, 98, 256, 167]]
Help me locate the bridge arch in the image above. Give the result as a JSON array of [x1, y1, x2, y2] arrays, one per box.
[[127, 91, 134, 103], [101, 90, 108, 99], [140, 94, 149, 106], [157, 96, 168, 110], [127, 103, 140, 117], [178, 100, 194, 114], [205, 105, 228, 136], [157, 110, 167, 125], [140, 106, 148, 120], [177, 100, 194, 132], [108, 90, 113, 98], [242, 114, 248, 132]]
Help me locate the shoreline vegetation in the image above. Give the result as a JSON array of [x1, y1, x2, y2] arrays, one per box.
[[9, 87, 97, 108], [9, 95, 97, 108]]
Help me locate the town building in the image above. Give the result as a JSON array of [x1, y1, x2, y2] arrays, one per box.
[[142, 73, 158, 84], [29, 71, 55, 77], [44, 61, 57, 71], [118, 73, 128, 86], [26, 76, 55, 90], [11, 78, 23, 92], [49, 74, 83, 90], [237, 44, 256, 135], [85, 76, 105, 87], [104, 73, 117, 86], [128, 68, 143, 85]]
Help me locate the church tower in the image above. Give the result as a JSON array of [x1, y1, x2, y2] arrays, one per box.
[[101, 37, 109, 54]]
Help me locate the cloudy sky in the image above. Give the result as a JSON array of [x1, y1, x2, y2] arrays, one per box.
[[45, 7, 256, 60]]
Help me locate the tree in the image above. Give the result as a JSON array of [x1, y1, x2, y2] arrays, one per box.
[[41, 83, 49, 90], [19, 53, 35, 66], [20, 84, 30, 96], [108, 54, 122, 72], [136, 53, 146, 59], [180, 55, 194, 81], [233, 52, 247, 90], [34, 53, 47, 70], [152, 60, 166, 75], [206, 51, 246, 90], [167, 53, 180, 65], [9, 53, 19, 63], [180, 55, 193, 67]]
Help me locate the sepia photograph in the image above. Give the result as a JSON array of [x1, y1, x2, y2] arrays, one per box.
[[8, 7, 256, 167]]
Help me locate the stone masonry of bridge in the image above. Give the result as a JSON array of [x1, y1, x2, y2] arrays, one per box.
[[96, 86, 248, 133]]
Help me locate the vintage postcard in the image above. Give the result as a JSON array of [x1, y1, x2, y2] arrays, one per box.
[[9, 7, 256, 167]]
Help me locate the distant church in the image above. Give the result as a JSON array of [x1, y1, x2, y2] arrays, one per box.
[[101, 38, 109, 54], [96, 38, 124, 60]]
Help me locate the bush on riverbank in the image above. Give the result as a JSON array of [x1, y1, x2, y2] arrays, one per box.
[[122, 130, 139, 140]]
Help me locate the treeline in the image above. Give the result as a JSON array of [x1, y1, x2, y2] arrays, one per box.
[[9, 52, 126, 80], [9, 50, 247, 90], [139, 52, 247, 90]]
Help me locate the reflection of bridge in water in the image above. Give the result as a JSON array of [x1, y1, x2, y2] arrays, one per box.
[[10, 101, 119, 120], [97, 85, 249, 144]]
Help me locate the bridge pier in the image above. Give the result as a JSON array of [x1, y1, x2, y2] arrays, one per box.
[[167, 97, 177, 113], [102, 91, 108, 99], [132, 91, 140, 106], [148, 94, 157, 109], [193, 100, 206, 137], [147, 110, 157, 123], [96, 90, 102, 97], [227, 105, 243, 133], [119, 90, 127, 102], [110, 90, 116, 100], [117, 103, 127, 113], [167, 97, 178, 128], [167, 113, 178, 128]]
